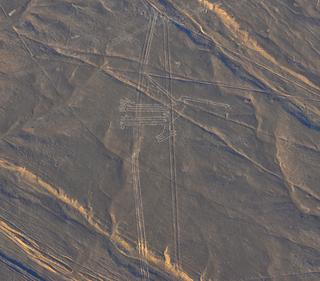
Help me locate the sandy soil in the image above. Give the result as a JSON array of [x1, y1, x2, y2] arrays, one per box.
[[0, 0, 319, 280]]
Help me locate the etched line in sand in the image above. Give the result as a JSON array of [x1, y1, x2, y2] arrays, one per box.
[[163, 16, 182, 270], [131, 9, 159, 280], [119, 97, 175, 143]]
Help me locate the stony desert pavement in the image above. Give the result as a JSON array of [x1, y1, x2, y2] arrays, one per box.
[[0, 0, 320, 280]]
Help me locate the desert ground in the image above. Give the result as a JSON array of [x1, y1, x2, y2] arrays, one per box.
[[0, 0, 320, 280]]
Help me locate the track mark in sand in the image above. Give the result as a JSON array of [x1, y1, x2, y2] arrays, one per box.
[[163, 16, 181, 270], [132, 10, 158, 280], [198, 0, 320, 94]]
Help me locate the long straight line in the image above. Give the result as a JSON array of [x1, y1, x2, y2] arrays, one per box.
[[132, 10, 158, 281], [164, 17, 181, 269], [132, 12, 153, 280]]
